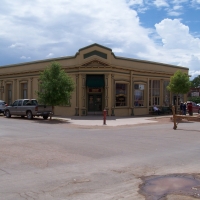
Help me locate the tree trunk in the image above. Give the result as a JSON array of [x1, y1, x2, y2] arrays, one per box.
[[176, 95, 178, 114]]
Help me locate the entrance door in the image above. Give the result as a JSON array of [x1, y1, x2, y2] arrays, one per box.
[[88, 94, 102, 112]]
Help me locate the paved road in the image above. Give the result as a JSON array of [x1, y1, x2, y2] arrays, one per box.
[[0, 116, 200, 200]]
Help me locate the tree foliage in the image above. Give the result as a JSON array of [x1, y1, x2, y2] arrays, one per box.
[[191, 75, 200, 88], [37, 62, 75, 106], [188, 96, 200, 103], [167, 70, 191, 95]]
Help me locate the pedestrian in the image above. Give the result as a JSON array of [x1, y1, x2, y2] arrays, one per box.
[[153, 105, 161, 115], [180, 102, 183, 115], [183, 102, 186, 115]]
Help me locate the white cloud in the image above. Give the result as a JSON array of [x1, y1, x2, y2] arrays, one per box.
[[112, 48, 124, 53], [20, 56, 31, 59], [127, 0, 144, 6], [153, 0, 169, 7], [46, 53, 54, 58], [8, 43, 25, 48], [167, 11, 182, 16]]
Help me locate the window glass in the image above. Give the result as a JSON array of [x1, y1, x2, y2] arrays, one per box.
[[18, 100, 22, 106], [115, 83, 127, 106], [149, 80, 160, 106], [134, 84, 144, 107], [13, 101, 18, 106], [21, 83, 28, 99]]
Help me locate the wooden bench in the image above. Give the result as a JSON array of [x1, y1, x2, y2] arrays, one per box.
[[172, 106, 200, 129]]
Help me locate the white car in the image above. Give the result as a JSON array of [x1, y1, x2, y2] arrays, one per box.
[[0, 100, 7, 114]]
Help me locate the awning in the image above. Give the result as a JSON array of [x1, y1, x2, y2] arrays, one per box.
[[86, 75, 105, 87]]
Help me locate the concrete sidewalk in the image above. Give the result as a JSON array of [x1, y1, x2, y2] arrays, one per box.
[[53, 115, 169, 126]]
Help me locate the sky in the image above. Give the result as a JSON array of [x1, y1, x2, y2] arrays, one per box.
[[0, 0, 200, 79]]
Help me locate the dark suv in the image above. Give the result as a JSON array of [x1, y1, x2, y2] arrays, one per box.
[[0, 100, 7, 114]]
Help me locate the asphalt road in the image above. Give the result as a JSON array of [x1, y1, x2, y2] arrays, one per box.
[[0, 116, 200, 200]]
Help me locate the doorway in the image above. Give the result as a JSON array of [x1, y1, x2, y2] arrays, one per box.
[[88, 94, 102, 113]]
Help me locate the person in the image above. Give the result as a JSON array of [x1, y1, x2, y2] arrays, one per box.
[[183, 102, 186, 115], [187, 102, 193, 116], [153, 105, 161, 115], [180, 102, 183, 115]]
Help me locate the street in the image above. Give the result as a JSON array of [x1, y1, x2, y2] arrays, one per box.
[[0, 116, 200, 200]]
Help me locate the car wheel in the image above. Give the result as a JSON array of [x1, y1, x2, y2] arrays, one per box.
[[5, 110, 11, 118], [43, 115, 48, 120], [27, 111, 33, 120]]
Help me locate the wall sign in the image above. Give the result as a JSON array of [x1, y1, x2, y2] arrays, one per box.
[[89, 88, 102, 93]]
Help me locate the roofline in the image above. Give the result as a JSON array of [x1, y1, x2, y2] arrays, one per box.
[[78, 43, 112, 52], [112, 53, 189, 70], [0, 43, 188, 70], [0, 55, 76, 69]]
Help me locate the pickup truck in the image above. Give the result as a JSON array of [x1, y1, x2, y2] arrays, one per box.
[[4, 99, 53, 119]]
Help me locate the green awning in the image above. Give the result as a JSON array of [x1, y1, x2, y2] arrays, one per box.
[[86, 75, 105, 87]]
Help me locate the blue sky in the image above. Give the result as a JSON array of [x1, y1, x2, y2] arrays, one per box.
[[0, 0, 200, 79]]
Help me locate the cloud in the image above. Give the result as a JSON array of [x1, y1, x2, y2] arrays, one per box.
[[46, 53, 54, 58], [153, 0, 169, 8], [179, 55, 200, 79], [8, 43, 25, 48], [0, 0, 200, 79], [20, 56, 31, 59]]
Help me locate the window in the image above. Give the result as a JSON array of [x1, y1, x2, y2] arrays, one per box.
[[115, 83, 127, 107], [163, 81, 170, 106], [149, 80, 160, 106], [21, 83, 28, 99], [7, 84, 12, 105], [13, 101, 18, 106], [18, 100, 22, 106], [134, 84, 144, 107], [23, 99, 38, 106]]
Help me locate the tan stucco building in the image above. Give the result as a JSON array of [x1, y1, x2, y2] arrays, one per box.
[[0, 43, 189, 116]]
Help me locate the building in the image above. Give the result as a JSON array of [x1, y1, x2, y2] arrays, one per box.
[[0, 43, 189, 116]]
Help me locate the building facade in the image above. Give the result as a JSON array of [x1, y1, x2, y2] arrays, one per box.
[[0, 44, 189, 116]]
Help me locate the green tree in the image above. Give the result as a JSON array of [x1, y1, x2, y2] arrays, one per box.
[[167, 70, 191, 112], [191, 75, 200, 88], [37, 62, 75, 119]]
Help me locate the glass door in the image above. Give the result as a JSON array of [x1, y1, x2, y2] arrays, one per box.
[[88, 94, 102, 112]]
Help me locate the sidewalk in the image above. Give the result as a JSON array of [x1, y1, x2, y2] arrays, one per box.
[[53, 115, 170, 127]]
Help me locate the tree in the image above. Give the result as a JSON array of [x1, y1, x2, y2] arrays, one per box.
[[191, 75, 200, 88], [167, 70, 191, 112], [37, 62, 75, 119]]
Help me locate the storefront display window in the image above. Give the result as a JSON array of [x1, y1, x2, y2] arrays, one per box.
[[134, 84, 144, 107], [115, 83, 127, 106], [149, 80, 160, 106]]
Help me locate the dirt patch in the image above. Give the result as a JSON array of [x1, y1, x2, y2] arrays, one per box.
[[139, 174, 200, 200]]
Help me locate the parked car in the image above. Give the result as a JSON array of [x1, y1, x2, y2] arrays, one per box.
[[187, 101, 200, 113], [4, 99, 53, 119], [0, 100, 7, 114]]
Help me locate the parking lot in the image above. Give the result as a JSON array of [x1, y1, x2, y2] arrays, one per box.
[[1, 115, 200, 200]]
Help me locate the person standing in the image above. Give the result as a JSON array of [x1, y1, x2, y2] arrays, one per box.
[[183, 102, 187, 115], [180, 102, 183, 115]]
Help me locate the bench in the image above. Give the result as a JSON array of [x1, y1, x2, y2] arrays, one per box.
[[149, 107, 172, 115], [161, 107, 172, 114]]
